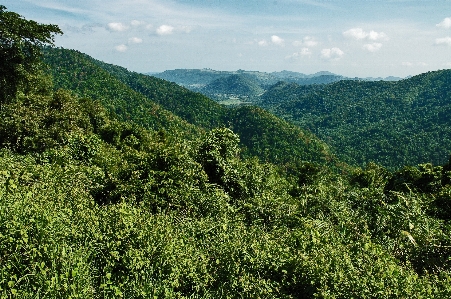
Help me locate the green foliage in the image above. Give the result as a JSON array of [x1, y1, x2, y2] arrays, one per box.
[[385, 163, 443, 193], [43, 47, 337, 167], [2, 8, 451, 297], [226, 105, 336, 166], [197, 128, 242, 198], [41, 47, 200, 140], [0, 6, 62, 103], [264, 71, 451, 169], [201, 74, 265, 100]]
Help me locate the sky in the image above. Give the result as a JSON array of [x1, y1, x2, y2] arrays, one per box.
[[4, 0, 451, 78]]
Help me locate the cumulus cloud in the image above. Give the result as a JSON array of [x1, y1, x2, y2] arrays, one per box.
[[299, 48, 311, 55], [367, 31, 387, 41], [115, 44, 128, 52], [271, 35, 284, 45], [128, 37, 143, 44], [343, 28, 387, 41], [321, 47, 344, 60], [437, 17, 451, 29], [293, 36, 318, 47], [131, 20, 145, 27], [435, 37, 451, 46], [286, 48, 311, 60], [258, 40, 268, 46], [343, 28, 367, 39], [107, 22, 128, 32], [363, 42, 382, 52], [156, 25, 174, 35]]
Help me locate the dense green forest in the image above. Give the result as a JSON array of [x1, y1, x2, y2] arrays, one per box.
[[260, 72, 451, 169], [2, 7, 451, 298], [42, 47, 335, 167]]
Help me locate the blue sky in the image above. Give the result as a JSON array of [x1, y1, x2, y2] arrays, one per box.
[[4, 0, 451, 77]]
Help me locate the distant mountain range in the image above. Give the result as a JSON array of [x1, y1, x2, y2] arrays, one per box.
[[150, 69, 404, 87], [149, 68, 404, 104]]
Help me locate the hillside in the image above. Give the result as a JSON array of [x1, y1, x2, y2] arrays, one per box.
[[42, 47, 335, 166], [201, 74, 265, 102], [42, 48, 225, 131], [265, 70, 451, 168], [2, 9, 451, 298]]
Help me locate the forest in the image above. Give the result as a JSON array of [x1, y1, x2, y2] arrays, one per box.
[[1, 6, 451, 298]]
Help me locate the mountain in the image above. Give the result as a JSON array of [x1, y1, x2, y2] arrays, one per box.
[[43, 47, 335, 166], [152, 68, 348, 90], [5, 11, 451, 298], [201, 74, 265, 102], [260, 81, 325, 107], [264, 70, 451, 168], [149, 68, 231, 89]]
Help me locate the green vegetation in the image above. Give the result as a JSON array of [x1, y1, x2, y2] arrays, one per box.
[[42, 47, 335, 167], [201, 74, 265, 101], [0, 5, 61, 104], [1, 7, 451, 298], [263, 74, 451, 169]]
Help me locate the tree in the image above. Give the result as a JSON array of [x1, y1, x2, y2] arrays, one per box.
[[0, 5, 62, 102], [197, 128, 244, 198]]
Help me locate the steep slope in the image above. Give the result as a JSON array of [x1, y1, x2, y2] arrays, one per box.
[[260, 81, 325, 107], [226, 106, 335, 165], [270, 69, 451, 168], [43, 47, 225, 131], [42, 47, 335, 166], [42, 47, 199, 137]]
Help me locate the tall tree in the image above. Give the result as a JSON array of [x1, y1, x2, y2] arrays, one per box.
[[0, 5, 62, 102]]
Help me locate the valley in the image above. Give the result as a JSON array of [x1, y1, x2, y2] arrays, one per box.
[[1, 7, 451, 298]]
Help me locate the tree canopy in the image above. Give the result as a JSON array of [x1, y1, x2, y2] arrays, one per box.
[[0, 5, 62, 102]]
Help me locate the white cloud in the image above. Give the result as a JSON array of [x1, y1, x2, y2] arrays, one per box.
[[299, 47, 311, 56], [131, 20, 145, 27], [363, 42, 382, 52], [107, 22, 128, 32], [271, 35, 284, 45], [435, 37, 451, 46], [367, 30, 387, 41], [293, 36, 318, 47], [321, 47, 344, 60], [286, 48, 311, 60], [258, 40, 268, 46], [156, 25, 174, 35], [343, 28, 387, 41], [129, 37, 143, 44], [343, 28, 367, 40], [115, 44, 128, 52], [402, 62, 413, 67], [437, 17, 451, 29]]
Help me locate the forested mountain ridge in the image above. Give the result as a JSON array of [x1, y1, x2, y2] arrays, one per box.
[[2, 7, 451, 298], [42, 47, 219, 132], [263, 69, 451, 169], [201, 74, 265, 102], [42, 47, 336, 166]]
